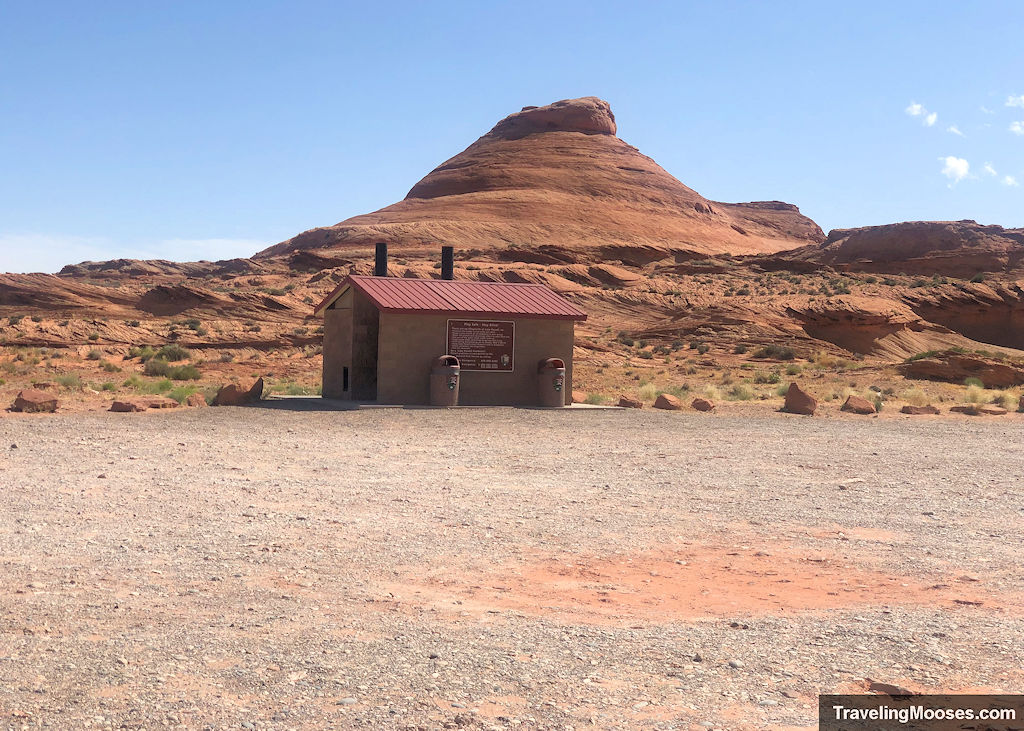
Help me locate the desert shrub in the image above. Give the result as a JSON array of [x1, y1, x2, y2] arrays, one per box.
[[86, 349, 103, 360], [8, 315, 23, 325], [167, 385, 198, 403], [963, 385, 987, 403], [753, 370, 781, 384], [125, 320, 140, 327], [970, 273, 985, 283], [30, 315, 43, 323], [88, 333, 99, 341], [128, 345, 156, 361], [245, 324, 262, 333], [906, 350, 939, 362], [785, 363, 802, 375], [901, 388, 930, 406], [727, 384, 754, 401], [638, 350, 654, 359], [695, 343, 710, 355], [168, 364, 200, 381], [733, 344, 748, 354], [638, 383, 659, 401], [963, 376, 985, 389], [775, 383, 789, 397], [55, 373, 82, 390], [753, 344, 795, 360], [219, 352, 234, 362], [703, 385, 722, 401], [584, 393, 609, 405], [100, 360, 121, 373], [144, 358, 171, 377], [616, 332, 635, 347], [992, 391, 1016, 410], [156, 344, 190, 361], [101, 381, 116, 391], [735, 287, 751, 296], [864, 276, 877, 284]]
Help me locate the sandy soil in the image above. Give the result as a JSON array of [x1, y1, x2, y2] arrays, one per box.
[[1, 406, 1022, 730]]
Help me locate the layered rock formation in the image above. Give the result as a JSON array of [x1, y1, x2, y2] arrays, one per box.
[[780, 220, 1024, 277], [260, 97, 823, 260]]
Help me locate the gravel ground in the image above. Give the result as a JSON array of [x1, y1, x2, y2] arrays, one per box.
[[1, 406, 1022, 730]]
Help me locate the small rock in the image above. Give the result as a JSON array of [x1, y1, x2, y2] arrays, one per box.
[[841, 395, 876, 415], [692, 653, 703, 662], [901, 404, 940, 415], [867, 680, 916, 696], [979, 406, 1008, 416], [728, 659, 744, 669], [10, 443, 17, 449], [691, 397, 715, 412], [653, 393, 683, 410], [617, 396, 642, 409], [783, 383, 817, 415], [336, 697, 357, 706], [949, 405, 982, 416], [570, 390, 587, 405], [185, 392, 208, 408]]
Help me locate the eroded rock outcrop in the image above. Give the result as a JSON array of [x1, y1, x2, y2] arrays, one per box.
[[260, 97, 823, 261]]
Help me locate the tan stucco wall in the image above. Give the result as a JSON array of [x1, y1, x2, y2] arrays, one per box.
[[321, 289, 352, 399], [376, 312, 575, 406]]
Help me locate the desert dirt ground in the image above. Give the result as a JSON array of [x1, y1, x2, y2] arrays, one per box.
[[1, 406, 1022, 730]]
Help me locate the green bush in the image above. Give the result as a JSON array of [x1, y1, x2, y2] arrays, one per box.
[[753, 344, 795, 360], [101, 360, 121, 373], [101, 381, 116, 391], [964, 376, 985, 388], [55, 373, 82, 390], [906, 350, 939, 362], [86, 349, 103, 360], [733, 344, 748, 354], [144, 359, 171, 377], [728, 384, 755, 400], [8, 315, 23, 325], [128, 345, 156, 361], [168, 364, 200, 381], [156, 344, 190, 361], [88, 333, 99, 341], [970, 273, 985, 283], [30, 315, 43, 323], [785, 363, 802, 376], [754, 370, 781, 384]]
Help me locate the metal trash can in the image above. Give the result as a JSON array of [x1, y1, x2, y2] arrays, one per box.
[[537, 358, 566, 407], [430, 355, 460, 407]]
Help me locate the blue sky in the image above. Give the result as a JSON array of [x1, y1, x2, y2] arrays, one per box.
[[1, 0, 1022, 273]]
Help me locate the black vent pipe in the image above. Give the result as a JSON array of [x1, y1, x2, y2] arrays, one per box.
[[374, 242, 388, 277], [441, 246, 454, 280]]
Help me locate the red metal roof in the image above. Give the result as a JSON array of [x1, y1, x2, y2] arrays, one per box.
[[314, 275, 587, 320]]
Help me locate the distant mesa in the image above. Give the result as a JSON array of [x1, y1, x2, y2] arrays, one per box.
[[259, 96, 824, 260], [776, 220, 1024, 277]]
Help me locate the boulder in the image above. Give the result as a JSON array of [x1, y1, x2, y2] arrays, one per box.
[[783, 383, 817, 415], [950, 405, 981, 416], [212, 377, 264, 406], [11, 389, 58, 413], [110, 397, 180, 412], [185, 392, 208, 408], [110, 400, 147, 413], [691, 397, 715, 412], [841, 395, 876, 415], [653, 393, 683, 410], [617, 396, 643, 409], [570, 390, 586, 405], [979, 406, 1008, 416], [898, 351, 1024, 388], [901, 404, 940, 415]]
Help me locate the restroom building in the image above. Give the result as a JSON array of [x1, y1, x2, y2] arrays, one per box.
[[313, 249, 587, 405]]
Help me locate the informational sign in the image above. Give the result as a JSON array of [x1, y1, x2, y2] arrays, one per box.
[[446, 319, 514, 371]]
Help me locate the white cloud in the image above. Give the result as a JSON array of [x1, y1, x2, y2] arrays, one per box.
[[1010, 121, 1024, 135], [906, 102, 926, 116], [924, 112, 937, 127], [939, 156, 970, 185], [1006, 95, 1024, 108], [984, 162, 998, 176], [1003, 175, 1020, 187], [981, 106, 995, 115], [0, 233, 267, 274], [946, 124, 964, 136]]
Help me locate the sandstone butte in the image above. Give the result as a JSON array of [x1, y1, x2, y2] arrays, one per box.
[[259, 97, 825, 262]]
